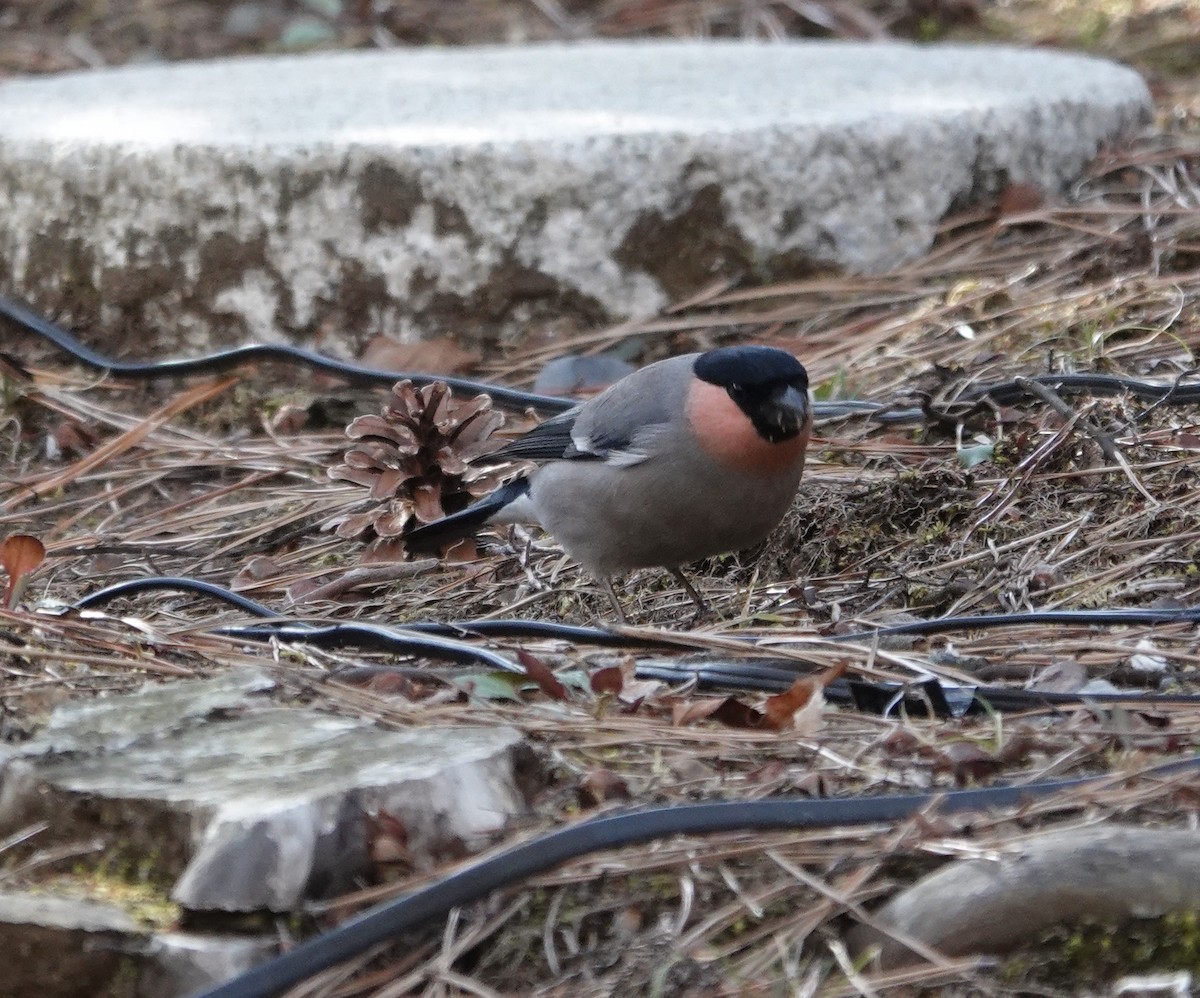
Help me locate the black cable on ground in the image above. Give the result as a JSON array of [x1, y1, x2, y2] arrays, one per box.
[[74, 577, 1200, 647], [191, 755, 1200, 998], [7, 293, 1197, 422], [72, 577, 1200, 714], [0, 294, 575, 414], [73, 578, 526, 674]]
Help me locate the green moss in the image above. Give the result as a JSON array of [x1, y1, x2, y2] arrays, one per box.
[[1006, 912, 1200, 990], [40, 870, 179, 930]]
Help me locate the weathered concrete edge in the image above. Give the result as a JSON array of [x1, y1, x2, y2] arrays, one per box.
[[0, 76, 1149, 357]]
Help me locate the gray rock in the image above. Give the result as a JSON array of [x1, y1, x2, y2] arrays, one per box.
[[0, 890, 144, 998], [0, 41, 1148, 355], [29, 668, 275, 754], [0, 889, 277, 998], [0, 672, 537, 911], [0, 889, 143, 934], [138, 932, 278, 998], [533, 354, 636, 396]]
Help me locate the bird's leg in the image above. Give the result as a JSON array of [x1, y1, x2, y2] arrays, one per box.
[[669, 568, 710, 622], [599, 577, 628, 624]]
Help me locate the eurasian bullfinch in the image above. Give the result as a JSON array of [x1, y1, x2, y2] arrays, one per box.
[[405, 345, 812, 620]]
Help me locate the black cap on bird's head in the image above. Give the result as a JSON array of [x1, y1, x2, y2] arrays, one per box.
[[693, 346, 811, 444]]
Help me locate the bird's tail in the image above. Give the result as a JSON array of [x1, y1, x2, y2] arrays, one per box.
[[404, 477, 532, 554]]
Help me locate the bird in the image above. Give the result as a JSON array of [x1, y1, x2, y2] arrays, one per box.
[[404, 344, 813, 621]]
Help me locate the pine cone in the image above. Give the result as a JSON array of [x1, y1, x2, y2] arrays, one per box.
[[329, 380, 506, 542]]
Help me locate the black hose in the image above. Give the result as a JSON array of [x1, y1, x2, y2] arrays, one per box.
[[191, 755, 1200, 998]]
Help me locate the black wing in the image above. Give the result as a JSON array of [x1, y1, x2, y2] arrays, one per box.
[[481, 410, 586, 463], [479, 407, 649, 465]]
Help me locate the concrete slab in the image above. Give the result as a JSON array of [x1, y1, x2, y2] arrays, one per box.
[[0, 41, 1149, 356], [0, 890, 276, 998], [0, 671, 538, 911]]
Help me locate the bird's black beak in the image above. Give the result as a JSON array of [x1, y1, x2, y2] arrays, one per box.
[[764, 383, 810, 437]]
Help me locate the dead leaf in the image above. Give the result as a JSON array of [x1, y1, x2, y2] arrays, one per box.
[[590, 666, 624, 695], [1027, 658, 1086, 693], [745, 759, 789, 786], [937, 741, 1003, 785], [285, 577, 325, 604], [882, 729, 924, 755], [1, 534, 45, 607], [230, 555, 283, 590], [6, 377, 236, 511], [663, 752, 717, 784], [790, 771, 828, 796], [366, 811, 410, 868], [50, 419, 98, 457], [672, 696, 763, 729], [1128, 638, 1168, 674], [764, 678, 818, 730], [361, 334, 479, 375], [617, 678, 663, 708], [996, 181, 1045, 218], [268, 403, 310, 434], [517, 649, 568, 701], [764, 659, 848, 731], [790, 687, 827, 736], [578, 768, 630, 807]]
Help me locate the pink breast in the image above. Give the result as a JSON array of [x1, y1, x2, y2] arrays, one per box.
[[684, 380, 809, 475]]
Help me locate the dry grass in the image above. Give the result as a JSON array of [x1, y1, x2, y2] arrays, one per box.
[[2, 132, 1200, 994]]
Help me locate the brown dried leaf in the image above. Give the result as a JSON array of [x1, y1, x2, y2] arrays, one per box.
[[51, 419, 98, 456], [366, 810, 411, 868], [285, 577, 324, 604], [618, 678, 663, 708], [673, 696, 763, 729], [1028, 658, 1087, 693], [671, 697, 727, 726], [590, 666, 624, 695], [517, 649, 569, 701], [745, 759, 789, 786], [996, 181, 1045, 217], [1, 534, 45, 607], [937, 741, 1003, 785], [361, 334, 479, 376], [230, 556, 283, 590], [764, 678, 818, 730], [268, 403, 309, 435], [577, 768, 630, 808]]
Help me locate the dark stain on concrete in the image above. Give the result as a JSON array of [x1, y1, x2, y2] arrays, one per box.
[[614, 183, 753, 299], [24, 220, 102, 324], [277, 166, 329, 217], [197, 230, 270, 294], [432, 199, 475, 240], [358, 163, 423, 233], [780, 204, 806, 238], [423, 256, 609, 351], [100, 261, 181, 311], [321, 259, 389, 336]]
